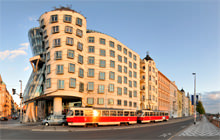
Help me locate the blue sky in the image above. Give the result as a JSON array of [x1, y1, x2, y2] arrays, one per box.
[[0, 0, 219, 113]]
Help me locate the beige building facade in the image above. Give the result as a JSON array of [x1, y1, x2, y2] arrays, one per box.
[[177, 89, 183, 117], [170, 81, 178, 118]]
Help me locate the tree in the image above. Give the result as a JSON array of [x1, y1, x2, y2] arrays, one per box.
[[196, 101, 205, 114]]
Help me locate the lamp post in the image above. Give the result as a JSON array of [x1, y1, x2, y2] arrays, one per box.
[[192, 73, 196, 124], [19, 80, 23, 123]]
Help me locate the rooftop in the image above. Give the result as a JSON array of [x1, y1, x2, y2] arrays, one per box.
[[87, 29, 118, 40]]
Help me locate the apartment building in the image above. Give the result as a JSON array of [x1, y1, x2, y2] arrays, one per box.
[[170, 81, 178, 118]]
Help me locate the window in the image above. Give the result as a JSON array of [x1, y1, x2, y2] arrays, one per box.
[[123, 48, 127, 55], [68, 63, 75, 73], [65, 26, 73, 33], [45, 40, 49, 49], [129, 52, 132, 58], [79, 68, 84, 78], [100, 38, 105, 45], [55, 51, 62, 60], [88, 82, 94, 91], [100, 49, 106, 56], [124, 76, 127, 84], [76, 18, 82, 26], [43, 30, 47, 38], [69, 78, 76, 88], [98, 85, 105, 93], [118, 55, 122, 62], [58, 80, 64, 89], [134, 81, 137, 87], [133, 72, 137, 78], [109, 41, 114, 48], [129, 80, 132, 87], [46, 52, 50, 61], [117, 45, 122, 51], [64, 15, 72, 22], [79, 82, 84, 92], [87, 98, 94, 105], [149, 76, 151, 81], [88, 37, 94, 43], [110, 50, 115, 57], [51, 15, 58, 23], [99, 72, 105, 80], [133, 55, 137, 61], [97, 98, 104, 105], [129, 91, 132, 98], [40, 19, 45, 27], [88, 56, 95, 64], [88, 69, 94, 77], [108, 99, 114, 105], [118, 76, 122, 84], [109, 84, 114, 92], [133, 90, 137, 97], [134, 102, 137, 107], [124, 57, 127, 63], [129, 101, 132, 107], [124, 66, 127, 73], [52, 26, 59, 34], [76, 29, 83, 37], [124, 100, 127, 106], [53, 38, 61, 47], [56, 65, 64, 74], [118, 65, 122, 72], [129, 62, 132, 68], [46, 78, 51, 88], [117, 100, 121, 105], [129, 71, 132, 77], [124, 87, 127, 95], [78, 55, 83, 64], [67, 50, 74, 59], [77, 42, 83, 51], [133, 63, 137, 69], [110, 60, 115, 68], [109, 71, 115, 80], [88, 46, 94, 53], [99, 60, 106, 68], [66, 37, 73, 45], [117, 87, 122, 95], [46, 65, 51, 74]]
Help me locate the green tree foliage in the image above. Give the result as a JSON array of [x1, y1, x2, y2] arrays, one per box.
[[196, 101, 205, 114]]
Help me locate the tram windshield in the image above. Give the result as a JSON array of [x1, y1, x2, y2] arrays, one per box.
[[67, 110, 73, 116], [137, 110, 143, 117]]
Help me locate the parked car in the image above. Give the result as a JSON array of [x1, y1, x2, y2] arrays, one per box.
[[42, 115, 66, 126], [0, 117, 8, 121], [12, 115, 18, 120]]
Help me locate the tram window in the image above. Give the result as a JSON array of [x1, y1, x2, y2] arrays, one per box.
[[85, 110, 93, 116], [118, 111, 123, 116], [145, 112, 147, 116], [75, 110, 84, 116], [165, 113, 168, 116], [150, 112, 153, 116], [102, 111, 109, 116], [130, 112, 135, 116], [155, 112, 158, 116], [67, 110, 73, 116], [124, 111, 129, 116], [137, 111, 143, 117], [162, 112, 164, 116], [110, 111, 116, 116]]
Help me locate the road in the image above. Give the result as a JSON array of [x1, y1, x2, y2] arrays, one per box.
[[1, 118, 194, 140]]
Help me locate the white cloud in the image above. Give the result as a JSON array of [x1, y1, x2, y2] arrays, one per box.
[[24, 66, 30, 71], [19, 43, 29, 50], [202, 91, 220, 114], [28, 16, 38, 22]]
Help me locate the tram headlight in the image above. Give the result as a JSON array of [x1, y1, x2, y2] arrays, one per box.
[[93, 110, 99, 117]]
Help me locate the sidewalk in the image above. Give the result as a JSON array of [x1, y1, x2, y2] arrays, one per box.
[[171, 116, 220, 140]]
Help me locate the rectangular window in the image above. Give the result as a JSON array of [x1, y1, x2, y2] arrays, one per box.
[[99, 60, 106, 68], [88, 82, 94, 91], [98, 85, 105, 93], [109, 71, 115, 80], [46, 78, 51, 88], [88, 37, 94, 43], [43, 30, 47, 38], [79, 68, 84, 78], [53, 38, 61, 47], [46, 65, 50, 74], [124, 87, 127, 95], [124, 76, 127, 84], [99, 72, 105, 80], [76, 29, 83, 37], [52, 26, 59, 34], [79, 82, 84, 92], [129, 80, 132, 87], [134, 102, 137, 107], [124, 57, 127, 63], [117, 45, 122, 51], [117, 87, 122, 95], [129, 52, 132, 58], [69, 78, 76, 88], [76, 18, 82, 26], [133, 72, 137, 78], [133, 55, 137, 61], [88, 69, 94, 77], [123, 48, 127, 55], [124, 66, 127, 73], [66, 37, 73, 45], [109, 84, 114, 92], [100, 38, 105, 45], [45, 40, 49, 49], [65, 26, 73, 33], [110, 60, 115, 68], [78, 55, 83, 64], [129, 91, 132, 98], [133, 63, 137, 69], [77, 42, 83, 51], [46, 52, 50, 61], [68, 63, 75, 73], [129, 71, 132, 77], [58, 80, 64, 89], [88, 46, 94, 53], [118, 65, 122, 72], [100, 49, 106, 56], [124, 100, 127, 106], [88, 56, 95, 64], [118, 55, 122, 62], [118, 76, 122, 84], [97, 98, 104, 105], [133, 81, 137, 87], [64, 15, 72, 23], [110, 50, 115, 57], [108, 99, 114, 105], [109, 41, 114, 48], [67, 50, 74, 59], [129, 101, 132, 107], [117, 100, 121, 105], [51, 15, 58, 23], [87, 98, 94, 105], [129, 62, 132, 68], [55, 51, 62, 60], [133, 90, 137, 97], [56, 65, 64, 74]]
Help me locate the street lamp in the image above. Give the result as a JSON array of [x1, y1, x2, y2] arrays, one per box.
[[19, 80, 23, 123], [192, 73, 196, 125]]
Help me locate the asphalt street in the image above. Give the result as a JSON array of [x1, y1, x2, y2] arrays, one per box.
[[1, 118, 194, 140]]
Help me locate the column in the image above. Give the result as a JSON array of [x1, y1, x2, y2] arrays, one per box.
[[53, 97, 62, 115]]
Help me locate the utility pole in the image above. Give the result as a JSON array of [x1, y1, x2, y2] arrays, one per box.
[[192, 73, 196, 125], [19, 80, 22, 123]]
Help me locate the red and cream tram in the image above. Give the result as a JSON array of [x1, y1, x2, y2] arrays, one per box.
[[66, 107, 137, 126], [137, 110, 169, 123]]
